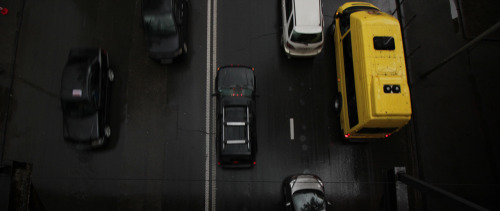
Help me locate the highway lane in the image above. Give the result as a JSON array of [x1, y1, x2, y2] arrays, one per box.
[[4, 0, 209, 210], [214, 0, 415, 210], [3, 0, 416, 210]]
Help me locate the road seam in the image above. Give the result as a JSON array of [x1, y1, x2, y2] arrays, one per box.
[[204, 0, 212, 209]]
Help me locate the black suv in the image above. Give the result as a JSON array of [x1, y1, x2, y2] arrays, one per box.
[[142, 0, 188, 64], [61, 48, 114, 148], [215, 65, 257, 167]]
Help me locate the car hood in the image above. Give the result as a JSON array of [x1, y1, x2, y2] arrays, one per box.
[[146, 33, 180, 54], [63, 113, 99, 141]]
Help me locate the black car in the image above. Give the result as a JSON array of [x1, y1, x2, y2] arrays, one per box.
[[283, 174, 331, 211], [215, 65, 257, 168], [142, 0, 188, 64], [61, 48, 114, 147]]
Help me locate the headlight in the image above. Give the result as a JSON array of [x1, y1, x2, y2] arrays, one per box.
[[173, 47, 183, 57], [317, 179, 323, 187]]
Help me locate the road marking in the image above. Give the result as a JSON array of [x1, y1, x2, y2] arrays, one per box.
[[211, 0, 218, 210], [290, 118, 294, 140], [205, 0, 212, 209]]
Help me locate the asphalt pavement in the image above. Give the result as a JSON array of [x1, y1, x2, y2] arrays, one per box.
[[0, 0, 499, 210]]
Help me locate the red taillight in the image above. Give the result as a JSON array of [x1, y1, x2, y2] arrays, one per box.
[[217, 162, 221, 165], [286, 42, 295, 50], [385, 134, 391, 138], [253, 161, 256, 165], [233, 161, 239, 164], [344, 134, 350, 138]]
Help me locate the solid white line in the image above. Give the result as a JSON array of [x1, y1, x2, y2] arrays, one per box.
[[290, 118, 294, 140], [211, 0, 217, 210], [204, 0, 212, 209]]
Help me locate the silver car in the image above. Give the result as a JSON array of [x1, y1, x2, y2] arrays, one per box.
[[283, 174, 331, 211], [280, 0, 324, 58]]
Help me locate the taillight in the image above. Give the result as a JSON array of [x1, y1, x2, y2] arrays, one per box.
[[217, 162, 221, 165], [253, 161, 256, 165], [385, 134, 391, 138], [344, 134, 350, 138], [233, 161, 239, 164], [286, 42, 295, 50]]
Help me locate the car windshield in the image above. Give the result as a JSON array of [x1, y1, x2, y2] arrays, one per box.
[[62, 100, 97, 117], [144, 13, 177, 36], [292, 190, 326, 211], [291, 31, 322, 44]]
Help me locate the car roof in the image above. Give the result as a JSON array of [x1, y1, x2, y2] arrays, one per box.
[[61, 48, 100, 102], [143, 0, 173, 13], [221, 97, 252, 107], [294, 0, 322, 27]]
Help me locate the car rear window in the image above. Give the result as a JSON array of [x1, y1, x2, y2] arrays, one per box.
[[373, 36, 395, 50], [291, 31, 322, 44]]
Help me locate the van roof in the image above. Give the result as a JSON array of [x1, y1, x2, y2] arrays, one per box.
[[294, 0, 322, 27]]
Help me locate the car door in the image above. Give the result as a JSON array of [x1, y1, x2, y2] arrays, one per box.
[[89, 61, 103, 135]]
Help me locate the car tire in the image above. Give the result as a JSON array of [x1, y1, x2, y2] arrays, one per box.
[[334, 92, 342, 115], [108, 69, 115, 82], [104, 125, 111, 138]]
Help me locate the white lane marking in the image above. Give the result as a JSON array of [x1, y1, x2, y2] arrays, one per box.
[[211, 0, 218, 210], [290, 118, 294, 140], [205, 0, 212, 209]]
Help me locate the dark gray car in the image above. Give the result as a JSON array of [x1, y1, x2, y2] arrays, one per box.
[[142, 0, 188, 64], [283, 174, 331, 211], [215, 65, 257, 168], [61, 48, 114, 148]]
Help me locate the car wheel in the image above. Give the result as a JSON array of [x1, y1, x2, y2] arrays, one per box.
[[334, 92, 342, 115], [108, 69, 115, 82], [104, 125, 111, 138]]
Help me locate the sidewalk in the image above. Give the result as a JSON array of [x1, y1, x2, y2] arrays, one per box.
[[0, 0, 25, 162], [400, 0, 500, 209]]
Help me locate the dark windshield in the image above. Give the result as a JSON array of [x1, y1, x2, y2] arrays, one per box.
[[291, 31, 322, 44], [144, 13, 177, 36], [292, 190, 326, 211], [62, 101, 97, 117]]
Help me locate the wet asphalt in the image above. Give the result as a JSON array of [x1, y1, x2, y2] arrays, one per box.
[[1, 0, 499, 210]]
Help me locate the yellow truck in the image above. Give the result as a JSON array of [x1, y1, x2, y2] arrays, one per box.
[[332, 2, 412, 139]]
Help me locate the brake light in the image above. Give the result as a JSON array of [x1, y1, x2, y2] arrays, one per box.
[[253, 161, 256, 165], [385, 134, 391, 138], [345, 134, 350, 138], [217, 162, 221, 165], [286, 42, 295, 50], [233, 161, 239, 164]]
